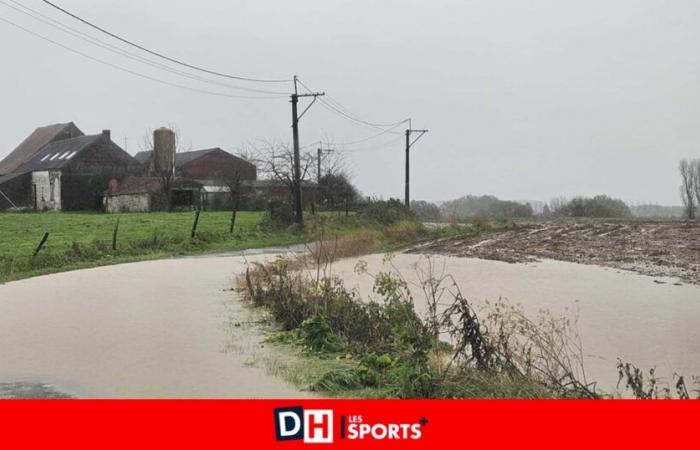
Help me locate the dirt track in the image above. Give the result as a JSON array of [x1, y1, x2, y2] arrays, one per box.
[[411, 220, 700, 285]]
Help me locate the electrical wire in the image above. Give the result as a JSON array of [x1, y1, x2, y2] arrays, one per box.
[[296, 78, 407, 134], [330, 122, 405, 146], [330, 134, 405, 153], [40, 0, 292, 83], [0, 14, 287, 100], [324, 94, 407, 128], [1, 0, 288, 95]]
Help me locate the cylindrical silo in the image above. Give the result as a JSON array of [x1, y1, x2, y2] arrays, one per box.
[[153, 127, 175, 176]]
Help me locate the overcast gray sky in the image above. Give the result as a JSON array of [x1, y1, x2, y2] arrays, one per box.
[[1, 0, 698, 205]]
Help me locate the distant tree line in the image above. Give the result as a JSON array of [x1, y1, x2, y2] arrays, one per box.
[[411, 194, 643, 222], [678, 158, 700, 219], [545, 195, 632, 218], [411, 195, 533, 222], [628, 204, 684, 219]]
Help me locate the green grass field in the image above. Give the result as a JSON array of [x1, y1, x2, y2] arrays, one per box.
[[0, 207, 468, 284], [0, 211, 309, 283], [0, 211, 264, 257]]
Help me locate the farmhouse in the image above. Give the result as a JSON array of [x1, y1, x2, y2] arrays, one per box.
[[0, 123, 139, 210], [1, 123, 318, 213]]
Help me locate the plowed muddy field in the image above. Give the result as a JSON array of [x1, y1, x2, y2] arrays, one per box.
[[412, 220, 700, 285]]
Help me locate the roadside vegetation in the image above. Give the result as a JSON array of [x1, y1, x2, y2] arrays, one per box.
[[239, 245, 596, 398]]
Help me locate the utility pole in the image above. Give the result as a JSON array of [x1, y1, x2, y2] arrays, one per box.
[[291, 76, 324, 225], [404, 124, 428, 208]]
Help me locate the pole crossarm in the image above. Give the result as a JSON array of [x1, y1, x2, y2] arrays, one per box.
[[408, 129, 429, 148], [296, 93, 325, 123]]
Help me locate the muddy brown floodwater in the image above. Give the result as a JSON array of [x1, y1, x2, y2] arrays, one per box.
[[330, 253, 700, 395], [0, 251, 308, 398]]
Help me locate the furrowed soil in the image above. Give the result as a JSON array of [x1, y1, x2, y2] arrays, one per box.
[[411, 219, 700, 285]]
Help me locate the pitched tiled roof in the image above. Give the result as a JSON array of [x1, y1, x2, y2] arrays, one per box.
[[133, 151, 152, 164], [133, 148, 255, 170], [18, 135, 103, 172], [133, 148, 218, 169], [0, 122, 83, 175]]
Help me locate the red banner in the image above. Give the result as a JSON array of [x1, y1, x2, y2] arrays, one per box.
[[0, 400, 696, 448]]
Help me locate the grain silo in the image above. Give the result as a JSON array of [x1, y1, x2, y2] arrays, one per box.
[[153, 127, 175, 176]]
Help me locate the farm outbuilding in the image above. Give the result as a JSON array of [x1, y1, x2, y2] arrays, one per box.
[[132, 144, 257, 211], [103, 176, 205, 213], [0, 124, 139, 211]]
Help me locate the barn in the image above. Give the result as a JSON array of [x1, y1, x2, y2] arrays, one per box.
[[0, 124, 139, 211], [132, 145, 257, 210]]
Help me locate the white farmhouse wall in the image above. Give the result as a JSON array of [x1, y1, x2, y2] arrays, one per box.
[[32, 170, 61, 211], [105, 193, 150, 213]]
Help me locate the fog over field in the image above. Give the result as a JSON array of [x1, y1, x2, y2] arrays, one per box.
[[1, 0, 698, 205]]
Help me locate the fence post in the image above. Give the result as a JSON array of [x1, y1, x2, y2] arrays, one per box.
[[191, 209, 201, 239], [33, 232, 49, 257], [112, 218, 120, 251]]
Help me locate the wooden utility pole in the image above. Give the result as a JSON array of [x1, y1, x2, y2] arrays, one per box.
[[404, 124, 428, 208], [405, 129, 410, 208], [291, 76, 324, 225]]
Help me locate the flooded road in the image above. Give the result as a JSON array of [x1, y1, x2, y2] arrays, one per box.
[[1, 247, 697, 397], [0, 251, 305, 398], [330, 253, 700, 394]]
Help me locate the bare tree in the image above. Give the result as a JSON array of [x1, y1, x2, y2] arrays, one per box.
[[679, 158, 697, 219], [318, 148, 350, 181], [693, 159, 700, 213], [249, 139, 315, 213], [548, 196, 568, 216]]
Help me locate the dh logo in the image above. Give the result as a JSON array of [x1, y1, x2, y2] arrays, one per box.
[[274, 407, 333, 444]]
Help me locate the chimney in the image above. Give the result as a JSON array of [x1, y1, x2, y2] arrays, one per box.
[[102, 129, 111, 141]]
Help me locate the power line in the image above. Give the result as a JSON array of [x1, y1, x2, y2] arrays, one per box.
[[40, 0, 292, 83], [324, 94, 407, 128], [317, 99, 405, 134], [0, 15, 287, 100], [296, 78, 407, 133], [328, 134, 405, 153], [330, 122, 406, 146], [300, 120, 405, 151], [0, 0, 288, 95]]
